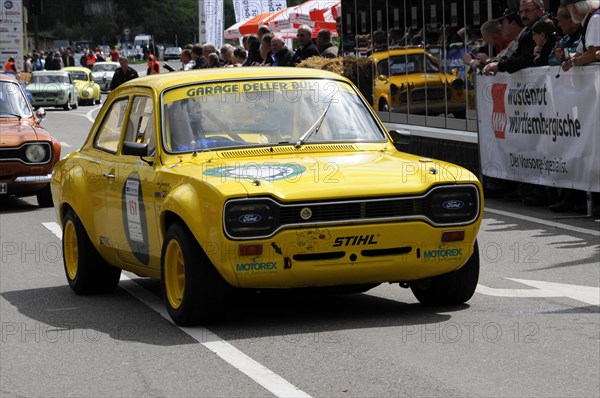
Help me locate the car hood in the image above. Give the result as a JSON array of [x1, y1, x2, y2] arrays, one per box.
[[0, 120, 41, 146], [169, 148, 468, 201], [27, 83, 70, 91], [92, 71, 113, 78]]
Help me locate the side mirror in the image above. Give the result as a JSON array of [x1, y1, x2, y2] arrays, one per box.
[[378, 74, 388, 81], [388, 129, 411, 147], [35, 108, 46, 123], [451, 68, 458, 76], [122, 141, 149, 157]]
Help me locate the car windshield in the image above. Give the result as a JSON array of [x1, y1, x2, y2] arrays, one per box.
[[388, 54, 440, 75], [0, 81, 32, 118], [162, 79, 386, 152], [68, 71, 88, 81], [93, 64, 118, 72], [30, 74, 70, 84]]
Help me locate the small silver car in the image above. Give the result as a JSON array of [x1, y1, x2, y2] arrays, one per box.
[[92, 61, 119, 92]]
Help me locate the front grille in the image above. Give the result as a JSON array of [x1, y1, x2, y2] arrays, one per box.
[[411, 87, 450, 102], [224, 184, 480, 239], [279, 198, 424, 224], [31, 91, 60, 99]]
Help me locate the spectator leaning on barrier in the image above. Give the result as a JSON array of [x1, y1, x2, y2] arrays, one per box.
[[560, 0, 600, 71], [463, 19, 509, 71], [483, 0, 545, 75], [532, 18, 559, 65], [550, 5, 582, 65]]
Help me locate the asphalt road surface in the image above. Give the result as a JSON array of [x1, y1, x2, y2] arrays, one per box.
[[1, 81, 599, 397]]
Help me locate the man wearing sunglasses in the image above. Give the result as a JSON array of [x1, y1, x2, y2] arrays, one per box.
[[483, 0, 546, 75], [293, 25, 320, 64]]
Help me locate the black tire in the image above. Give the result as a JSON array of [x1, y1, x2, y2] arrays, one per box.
[[161, 223, 230, 326], [410, 241, 479, 305], [72, 101, 78, 109], [36, 185, 53, 207], [63, 99, 71, 111], [379, 99, 389, 112], [62, 209, 121, 294]]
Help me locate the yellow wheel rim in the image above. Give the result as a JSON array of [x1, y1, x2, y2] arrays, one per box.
[[63, 220, 78, 281], [164, 239, 185, 310]]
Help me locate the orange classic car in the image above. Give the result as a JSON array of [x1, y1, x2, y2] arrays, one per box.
[[0, 73, 61, 207]]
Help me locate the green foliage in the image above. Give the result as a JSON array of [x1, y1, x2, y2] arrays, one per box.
[[33, 0, 315, 47]]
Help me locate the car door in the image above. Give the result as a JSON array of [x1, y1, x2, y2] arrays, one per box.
[[104, 92, 161, 271], [88, 96, 130, 263]]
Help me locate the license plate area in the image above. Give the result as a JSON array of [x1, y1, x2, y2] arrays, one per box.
[[0, 183, 7, 194]]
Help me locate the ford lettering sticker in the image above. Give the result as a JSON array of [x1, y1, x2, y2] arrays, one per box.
[[442, 200, 465, 210], [239, 214, 262, 224]]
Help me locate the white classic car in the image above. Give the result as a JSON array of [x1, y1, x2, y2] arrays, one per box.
[[92, 62, 119, 92]]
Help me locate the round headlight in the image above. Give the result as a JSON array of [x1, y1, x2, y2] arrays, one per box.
[[25, 144, 47, 163]]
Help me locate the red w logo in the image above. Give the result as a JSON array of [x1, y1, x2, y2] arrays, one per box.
[[491, 83, 507, 139]]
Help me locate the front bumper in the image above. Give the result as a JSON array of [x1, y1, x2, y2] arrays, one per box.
[[213, 220, 481, 289]]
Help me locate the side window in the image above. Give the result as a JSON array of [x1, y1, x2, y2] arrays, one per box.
[[94, 98, 129, 153], [377, 60, 389, 77], [124, 96, 156, 156]]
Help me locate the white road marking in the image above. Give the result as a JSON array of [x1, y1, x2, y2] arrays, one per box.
[[477, 278, 600, 306], [42, 221, 311, 398], [42, 222, 62, 239], [484, 207, 600, 237], [85, 106, 99, 123], [59, 141, 73, 148]]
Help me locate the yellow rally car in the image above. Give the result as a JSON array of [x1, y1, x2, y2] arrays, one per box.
[[62, 67, 102, 106], [51, 67, 483, 326], [371, 48, 466, 118]]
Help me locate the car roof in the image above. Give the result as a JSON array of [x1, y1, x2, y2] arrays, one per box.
[[117, 67, 349, 93]]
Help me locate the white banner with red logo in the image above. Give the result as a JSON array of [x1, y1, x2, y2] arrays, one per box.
[[199, 0, 224, 49], [0, 0, 24, 72], [476, 66, 600, 192]]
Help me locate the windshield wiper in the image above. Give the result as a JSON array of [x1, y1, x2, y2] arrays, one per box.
[[295, 97, 334, 148]]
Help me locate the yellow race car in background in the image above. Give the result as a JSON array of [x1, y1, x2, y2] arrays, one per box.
[[51, 67, 483, 326], [371, 48, 467, 118], [62, 66, 102, 106]]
